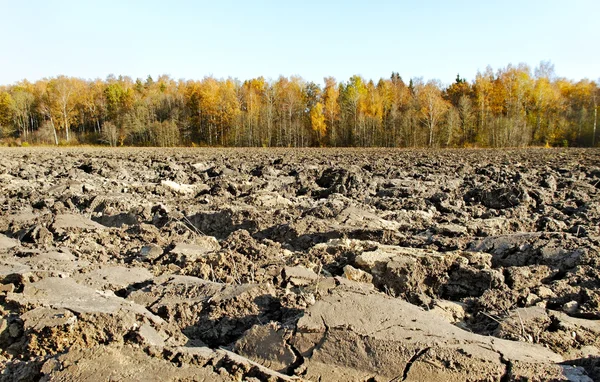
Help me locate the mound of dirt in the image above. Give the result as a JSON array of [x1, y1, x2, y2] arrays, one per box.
[[0, 147, 598, 381], [236, 285, 582, 381]]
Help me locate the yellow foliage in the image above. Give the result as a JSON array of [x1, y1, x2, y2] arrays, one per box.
[[310, 102, 326, 144]]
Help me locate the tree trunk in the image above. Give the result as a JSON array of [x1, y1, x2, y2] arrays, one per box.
[[429, 124, 434, 147], [594, 106, 597, 147], [50, 117, 58, 146], [62, 108, 70, 142]]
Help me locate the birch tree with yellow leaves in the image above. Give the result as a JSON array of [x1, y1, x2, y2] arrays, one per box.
[[0, 61, 597, 148]]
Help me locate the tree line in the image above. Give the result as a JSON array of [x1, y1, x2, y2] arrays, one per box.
[[0, 61, 597, 148]]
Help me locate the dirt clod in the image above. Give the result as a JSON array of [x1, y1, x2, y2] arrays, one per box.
[[0, 147, 598, 381]]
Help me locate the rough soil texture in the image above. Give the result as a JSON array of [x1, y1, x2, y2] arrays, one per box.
[[0, 147, 599, 381]]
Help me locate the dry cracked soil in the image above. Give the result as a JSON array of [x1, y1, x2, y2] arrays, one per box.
[[0, 147, 599, 381]]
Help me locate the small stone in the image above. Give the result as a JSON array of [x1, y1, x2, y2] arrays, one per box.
[[343, 265, 373, 284], [192, 162, 213, 172], [541, 175, 557, 191], [284, 266, 318, 287], [436, 223, 468, 236], [170, 239, 220, 263], [53, 214, 105, 231], [0, 234, 18, 251], [139, 244, 163, 261], [137, 324, 166, 347], [0, 283, 14, 293], [8, 323, 22, 338], [430, 300, 466, 323], [21, 307, 77, 332], [161, 180, 196, 195], [40, 358, 61, 374], [525, 293, 541, 306], [563, 301, 579, 314], [537, 286, 556, 299]]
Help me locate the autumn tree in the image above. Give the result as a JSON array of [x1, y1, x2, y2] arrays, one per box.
[[101, 121, 119, 147], [104, 76, 134, 133], [78, 79, 106, 135], [37, 80, 59, 145], [339, 75, 367, 146], [0, 62, 595, 148], [474, 67, 494, 145], [8, 83, 36, 140], [149, 120, 180, 147], [198, 77, 220, 145], [592, 82, 598, 146], [274, 76, 304, 147], [415, 79, 449, 147], [384, 73, 412, 147], [216, 78, 239, 146], [495, 63, 533, 147], [239, 77, 265, 146], [322, 77, 340, 146], [0, 90, 14, 138], [303, 81, 321, 146], [45, 76, 81, 142], [310, 102, 326, 145], [531, 61, 561, 145], [457, 94, 476, 145]]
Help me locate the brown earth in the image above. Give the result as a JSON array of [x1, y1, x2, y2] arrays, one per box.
[[0, 147, 599, 381]]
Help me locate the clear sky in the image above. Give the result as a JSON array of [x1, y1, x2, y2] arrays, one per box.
[[0, 0, 598, 86]]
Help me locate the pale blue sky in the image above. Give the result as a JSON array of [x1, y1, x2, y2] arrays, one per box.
[[0, 0, 597, 86]]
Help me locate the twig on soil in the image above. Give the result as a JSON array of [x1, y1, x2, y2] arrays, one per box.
[[479, 311, 503, 325], [481, 310, 532, 343], [315, 263, 323, 293], [166, 215, 205, 239], [516, 309, 527, 341], [182, 215, 205, 236], [383, 285, 397, 298]]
